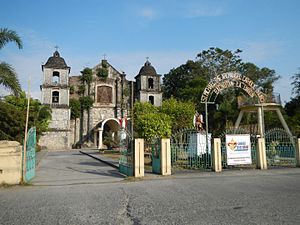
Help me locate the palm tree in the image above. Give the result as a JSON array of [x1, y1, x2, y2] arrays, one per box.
[[0, 28, 23, 96]]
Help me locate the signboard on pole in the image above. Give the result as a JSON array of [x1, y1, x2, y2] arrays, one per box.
[[226, 134, 252, 165]]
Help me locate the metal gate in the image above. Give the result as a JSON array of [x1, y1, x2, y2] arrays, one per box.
[[265, 128, 296, 167], [151, 138, 161, 174], [23, 127, 36, 182], [118, 128, 134, 176], [171, 128, 211, 169], [220, 128, 257, 168]]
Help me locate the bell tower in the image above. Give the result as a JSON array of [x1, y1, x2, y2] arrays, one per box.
[[135, 59, 162, 106], [39, 50, 71, 150]]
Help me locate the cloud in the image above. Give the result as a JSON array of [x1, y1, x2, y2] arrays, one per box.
[[241, 41, 283, 63], [182, 1, 226, 18], [184, 7, 224, 18], [139, 8, 157, 20]]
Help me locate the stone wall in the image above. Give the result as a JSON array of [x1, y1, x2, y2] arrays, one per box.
[[0, 141, 22, 184], [38, 131, 71, 150], [49, 108, 70, 130]]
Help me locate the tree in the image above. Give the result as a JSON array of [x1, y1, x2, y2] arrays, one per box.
[[80, 67, 93, 95], [0, 28, 22, 95], [241, 62, 280, 95], [196, 47, 243, 79], [160, 98, 196, 132], [0, 92, 51, 142], [70, 98, 81, 144], [96, 60, 109, 79], [135, 113, 172, 140], [133, 102, 171, 140], [291, 68, 300, 97], [163, 60, 205, 99], [163, 47, 280, 134], [78, 67, 94, 144], [284, 70, 300, 137]]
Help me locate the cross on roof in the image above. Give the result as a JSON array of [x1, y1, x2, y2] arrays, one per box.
[[54, 46, 59, 51], [146, 56, 149, 61], [103, 54, 107, 60]]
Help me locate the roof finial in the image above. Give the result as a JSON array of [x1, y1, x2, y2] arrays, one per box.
[[103, 53, 107, 60], [145, 56, 151, 66], [55, 45, 59, 51]]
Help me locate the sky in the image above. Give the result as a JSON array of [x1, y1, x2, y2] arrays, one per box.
[[0, 0, 300, 104]]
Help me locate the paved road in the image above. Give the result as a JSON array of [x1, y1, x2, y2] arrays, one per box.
[[33, 150, 125, 186], [0, 150, 300, 225]]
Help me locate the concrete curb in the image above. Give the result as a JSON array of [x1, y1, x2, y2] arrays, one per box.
[[79, 151, 119, 169]]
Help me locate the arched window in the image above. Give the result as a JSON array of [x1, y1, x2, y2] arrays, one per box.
[[52, 71, 60, 84], [149, 96, 154, 105], [148, 78, 154, 89], [52, 91, 59, 103]]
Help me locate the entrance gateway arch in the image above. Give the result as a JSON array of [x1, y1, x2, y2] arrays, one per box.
[[200, 72, 292, 138], [94, 118, 121, 149]]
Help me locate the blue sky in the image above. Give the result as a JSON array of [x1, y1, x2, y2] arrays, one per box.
[[1, 0, 299, 104]]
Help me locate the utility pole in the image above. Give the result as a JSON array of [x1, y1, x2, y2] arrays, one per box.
[[202, 101, 215, 155], [22, 77, 31, 182], [131, 81, 134, 137]]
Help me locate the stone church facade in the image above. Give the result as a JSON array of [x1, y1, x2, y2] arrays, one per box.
[[38, 51, 162, 150]]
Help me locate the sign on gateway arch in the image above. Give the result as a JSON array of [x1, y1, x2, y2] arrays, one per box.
[[201, 72, 265, 103]]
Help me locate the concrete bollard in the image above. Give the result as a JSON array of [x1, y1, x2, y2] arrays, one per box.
[[257, 138, 267, 170], [161, 139, 171, 175], [296, 138, 300, 167], [134, 139, 144, 178], [212, 138, 222, 172]]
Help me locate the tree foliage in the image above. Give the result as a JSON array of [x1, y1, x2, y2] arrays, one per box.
[[133, 100, 196, 139], [79, 96, 94, 111], [134, 102, 171, 140], [197, 47, 243, 78], [160, 98, 195, 132], [0, 28, 22, 49], [163, 47, 280, 134], [0, 92, 51, 142], [96, 61, 109, 79], [135, 112, 172, 140], [0, 28, 22, 96], [284, 70, 300, 137], [291, 68, 300, 97], [69, 98, 81, 119]]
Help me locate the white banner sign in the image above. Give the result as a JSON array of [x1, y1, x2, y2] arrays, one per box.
[[226, 134, 252, 165]]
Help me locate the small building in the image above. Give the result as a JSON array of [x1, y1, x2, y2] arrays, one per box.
[[38, 51, 162, 150]]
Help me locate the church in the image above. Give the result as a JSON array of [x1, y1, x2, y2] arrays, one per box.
[[38, 51, 162, 150]]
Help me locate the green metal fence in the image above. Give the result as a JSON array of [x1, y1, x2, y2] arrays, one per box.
[[171, 128, 212, 169], [118, 128, 134, 176], [151, 138, 161, 174], [265, 128, 296, 167], [22, 127, 36, 183]]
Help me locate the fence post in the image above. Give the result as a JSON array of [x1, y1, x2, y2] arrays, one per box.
[[296, 138, 300, 167], [134, 139, 144, 178], [257, 138, 267, 169], [212, 138, 222, 172], [161, 139, 171, 175]]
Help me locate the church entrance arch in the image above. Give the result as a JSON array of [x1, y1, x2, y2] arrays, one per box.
[[96, 118, 120, 149]]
